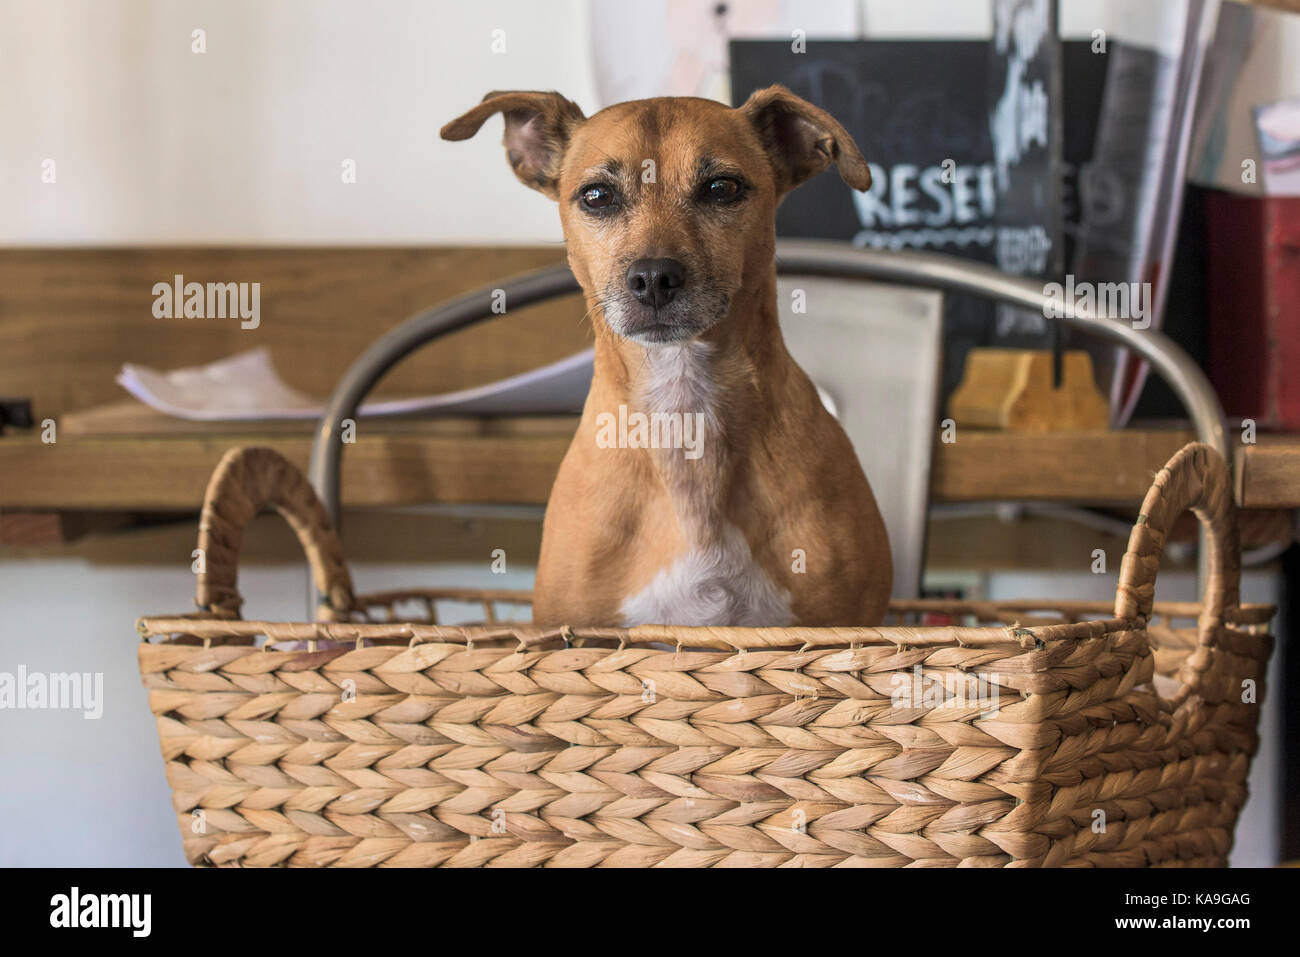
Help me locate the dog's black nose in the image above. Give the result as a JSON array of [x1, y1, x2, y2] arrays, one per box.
[[626, 258, 685, 309]]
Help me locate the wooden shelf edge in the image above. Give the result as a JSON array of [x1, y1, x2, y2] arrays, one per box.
[[1, 427, 1296, 511]]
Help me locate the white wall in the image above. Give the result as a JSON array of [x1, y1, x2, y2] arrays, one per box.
[[0, 0, 596, 244]]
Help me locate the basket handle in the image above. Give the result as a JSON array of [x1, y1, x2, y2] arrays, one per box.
[[1114, 441, 1240, 650], [195, 447, 356, 621]]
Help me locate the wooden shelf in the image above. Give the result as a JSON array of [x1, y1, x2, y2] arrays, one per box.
[[2, 421, 1297, 511], [930, 428, 1200, 504], [0, 421, 573, 510], [1236, 435, 1300, 508]]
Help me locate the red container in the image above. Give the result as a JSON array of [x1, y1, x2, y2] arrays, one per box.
[[1206, 190, 1300, 429]]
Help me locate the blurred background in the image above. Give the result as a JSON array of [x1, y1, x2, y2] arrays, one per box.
[[0, 0, 1297, 867]]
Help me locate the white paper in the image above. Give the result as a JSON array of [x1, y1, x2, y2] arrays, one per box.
[[116, 346, 594, 421]]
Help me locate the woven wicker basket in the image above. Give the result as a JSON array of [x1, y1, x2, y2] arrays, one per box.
[[138, 441, 1274, 867]]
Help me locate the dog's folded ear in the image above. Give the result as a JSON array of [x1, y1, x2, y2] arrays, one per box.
[[440, 91, 586, 199], [740, 85, 871, 196]]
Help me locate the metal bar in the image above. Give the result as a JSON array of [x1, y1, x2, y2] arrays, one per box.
[[307, 264, 580, 531], [773, 240, 1227, 460], [307, 240, 1226, 613]]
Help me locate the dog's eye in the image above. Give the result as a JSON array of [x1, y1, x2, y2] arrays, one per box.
[[705, 177, 743, 203], [580, 184, 617, 211]]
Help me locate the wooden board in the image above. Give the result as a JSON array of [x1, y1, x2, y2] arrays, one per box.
[[7, 424, 1294, 510], [928, 428, 1199, 504], [57, 400, 577, 438], [0, 247, 583, 422], [1236, 435, 1300, 509], [0, 428, 574, 509]]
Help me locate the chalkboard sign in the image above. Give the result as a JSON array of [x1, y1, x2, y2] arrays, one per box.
[[731, 39, 997, 400], [731, 31, 1066, 401]]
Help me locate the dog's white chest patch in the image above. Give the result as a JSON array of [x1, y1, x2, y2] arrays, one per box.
[[619, 524, 793, 627], [618, 340, 793, 627], [641, 340, 717, 415]]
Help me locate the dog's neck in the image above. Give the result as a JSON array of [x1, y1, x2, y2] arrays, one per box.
[[586, 264, 787, 546]]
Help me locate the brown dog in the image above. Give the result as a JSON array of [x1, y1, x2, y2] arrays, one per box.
[[442, 86, 891, 627]]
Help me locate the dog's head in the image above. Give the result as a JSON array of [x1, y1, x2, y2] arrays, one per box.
[[441, 87, 870, 346]]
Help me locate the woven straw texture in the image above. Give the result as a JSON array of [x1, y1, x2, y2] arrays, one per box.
[[138, 443, 1274, 867]]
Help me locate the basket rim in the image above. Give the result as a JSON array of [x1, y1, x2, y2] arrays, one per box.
[[137, 594, 1276, 652]]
